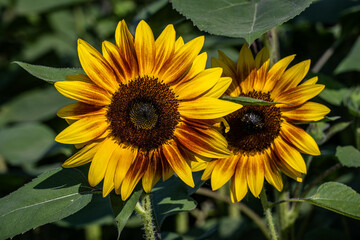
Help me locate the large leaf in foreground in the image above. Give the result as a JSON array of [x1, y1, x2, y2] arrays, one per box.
[[152, 172, 204, 226], [0, 168, 94, 239], [304, 182, 360, 220], [110, 186, 143, 239], [172, 0, 314, 43], [15, 61, 84, 84]]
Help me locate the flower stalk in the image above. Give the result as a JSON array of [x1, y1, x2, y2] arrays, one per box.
[[135, 194, 156, 240], [260, 188, 278, 240]]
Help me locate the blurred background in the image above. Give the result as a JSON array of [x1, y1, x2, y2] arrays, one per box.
[[1, 0, 360, 239]]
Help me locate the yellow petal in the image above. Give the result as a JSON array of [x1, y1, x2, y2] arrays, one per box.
[[202, 77, 232, 98], [175, 68, 222, 100], [135, 20, 156, 76], [88, 138, 118, 187], [55, 115, 109, 144], [142, 150, 162, 193], [272, 60, 310, 98], [190, 159, 208, 172], [175, 123, 231, 159], [153, 24, 175, 75], [121, 153, 149, 200], [66, 74, 92, 83], [201, 160, 217, 180], [102, 41, 127, 83], [55, 81, 111, 106], [57, 102, 106, 120], [218, 50, 237, 73], [280, 121, 320, 155], [237, 43, 255, 82], [78, 39, 118, 93], [246, 154, 265, 198], [301, 76, 318, 86], [103, 147, 121, 197], [263, 148, 283, 191], [276, 84, 325, 107], [178, 97, 241, 120], [115, 20, 138, 80], [159, 36, 204, 84], [211, 155, 239, 190], [253, 59, 270, 91], [114, 146, 139, 194], [233, 155, 249, 202], [281, 102, 330, 123], [175, 37, 184, 51], [255, 47, 270, 69], [160, 152, 175, 181], [273, 137, 307, 174], [62, 141, 100, 168], [162, 142, 194, 187], [178, 52, 208, 84], [263, 54, 295, 93]]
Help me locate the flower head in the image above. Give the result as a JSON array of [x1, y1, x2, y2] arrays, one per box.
[[54, 20, 241, 200], [202, 44, 330, 202]]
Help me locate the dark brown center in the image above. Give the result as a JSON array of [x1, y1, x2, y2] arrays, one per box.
[[107, 76, 180, 151], [224, 90, 282, 155]]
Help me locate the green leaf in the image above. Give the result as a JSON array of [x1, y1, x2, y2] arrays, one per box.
[[0, 168, 94, 239], [152, 172, 204, 226], [15, 0, 90, 15], [335, 36, 360, 74], [0, 87, 74, 126], [110, 186, 143, 239], [221, 96, 284, 105], [319, 88, 349, 106], [304, 182, 360, 220], [335, 146, 360, 168], [317, 121, 351, 145], [14, 61, 84, 84], [0, 123, 56, 165], [172, 0, 314, 43]]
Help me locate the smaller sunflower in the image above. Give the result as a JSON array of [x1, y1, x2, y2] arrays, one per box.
[[54, 20, 241, 200], [200, 44, 330, 202]]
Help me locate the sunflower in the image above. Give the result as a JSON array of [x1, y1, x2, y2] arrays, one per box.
[[200, 44, 330, 202], [54, 20, 241, 200]]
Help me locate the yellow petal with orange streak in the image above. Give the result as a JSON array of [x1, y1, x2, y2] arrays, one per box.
[[134, 20, 155, 76], [62, 141, 100, 168], [246, 154, 265, 198], [211, 155, 239, 190]]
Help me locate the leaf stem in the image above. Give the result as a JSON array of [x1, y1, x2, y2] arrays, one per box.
[[260, 188, 278, 240], [134, 194, 156, 240]]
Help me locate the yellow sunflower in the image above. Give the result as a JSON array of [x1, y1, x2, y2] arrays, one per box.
[[201, 44, 330, 202], [54, 20, 241, 200]]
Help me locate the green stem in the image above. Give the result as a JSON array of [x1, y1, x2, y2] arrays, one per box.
[[260, 188, 278, 240], [84, 225, 102, 240], [176, 212, 188, 234], [134, 194, 156, 240]]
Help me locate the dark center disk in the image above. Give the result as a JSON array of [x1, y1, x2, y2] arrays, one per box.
[[224, 90, 282, 155], [129, 102, 158, 130], [107, 76, 180, 151]]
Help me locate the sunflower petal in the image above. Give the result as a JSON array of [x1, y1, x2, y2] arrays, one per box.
[[62, 141, 100, 168], [88, 138, 117, 187], [162, 142, 194, 187], [153, 24, 175, 75], [114, 146, 138, 194], [211, 155, 239, 190], [175, 123, 231, 159], [179, 97, 241, 120], [78, 39, 118, 93], [55, 115, 109, 144], [237, 43, 255, 82], [233, 155, 249, 202], [55, 81, 111, 106], [175, 37, 184, 51], [159, 36, 204, 84], [246, 154, 265, 198], [175, 68, 222, 100], [135, 20, 155, 76], [263, 148, 283, 191], [57, 102, 106, 120], [264, 54, 295, 93], [142, 150, 162, 193], [160, 151, 175, 181], [282, 102, 330, 123], [102, 41, 127, 83], [202, 77, 232, 98], [276, 84, 325, 107], [115, 20, 138, 80], [103, 148, 121, 197], [179, 52, 208, 84], [255, 47, 270, 69], [121, 153, 149, 200], [301, 76, 318, 86], [273, 137, 307, 174], [281, 121, 320, 155]]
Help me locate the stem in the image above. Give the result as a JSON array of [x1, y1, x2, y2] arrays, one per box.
[[196, 187, 270, 240], [84, 225, 102, 240], [260, 188, 278, 240], [311, 39, 341, 73], [135, 194, 156, 240], [265, 28, 280, 65], [175, 212, 188, 234]]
